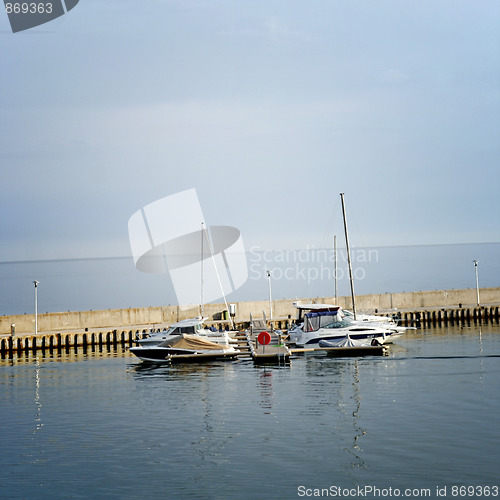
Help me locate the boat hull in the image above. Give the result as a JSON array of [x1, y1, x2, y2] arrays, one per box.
[[320, 345, 387, 357], [291, 328, 394, 348], [129, 346, 238, 363]]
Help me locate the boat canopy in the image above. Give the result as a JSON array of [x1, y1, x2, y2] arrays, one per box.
[[164, 317, 207, 336], [303, 310, 344, 332], [157, 334, 228, 351], [294, 304, 341, 322]]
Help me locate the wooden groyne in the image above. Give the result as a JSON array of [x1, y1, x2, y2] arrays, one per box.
[[1, 329, 143, 358], [397, 305, 500, 327]]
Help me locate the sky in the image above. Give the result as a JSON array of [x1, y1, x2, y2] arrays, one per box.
[[1, 0, 500, 266]]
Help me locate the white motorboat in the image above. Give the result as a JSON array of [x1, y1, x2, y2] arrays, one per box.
[[288, 307, 396, 348], [294, 302, 396, 324], [136, 317, 238, 347], [290, 303, 407, 344], [294, 301, 402, 325], [130, 333, 239, 363]]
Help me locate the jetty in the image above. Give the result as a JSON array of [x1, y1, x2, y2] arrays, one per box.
[[244, 316, 290, 365], [1, 287, 499, 358]]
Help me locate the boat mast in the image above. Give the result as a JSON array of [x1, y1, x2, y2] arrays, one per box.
[[203, 224, 236, 330], [340, 193, 356, 320], [333, 235, 338, 304], [267, 270, 273, 329], [200, 222, 204, 317]]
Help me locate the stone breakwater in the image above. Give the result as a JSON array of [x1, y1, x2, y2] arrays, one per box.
[[1, 287, 499, 336]]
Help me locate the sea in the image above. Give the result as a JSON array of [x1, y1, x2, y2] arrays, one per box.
[[1, 242, 499, 316], [0, 323, 499, 499], [1, 242, 499, 499]]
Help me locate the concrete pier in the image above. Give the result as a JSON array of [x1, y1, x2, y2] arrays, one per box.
[[2, 286, 500, 336], [1, 287, 499, 357]]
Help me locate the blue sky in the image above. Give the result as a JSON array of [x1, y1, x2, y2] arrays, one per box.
[[1, 0, 499, 263]]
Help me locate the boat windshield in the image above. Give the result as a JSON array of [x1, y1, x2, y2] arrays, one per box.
[[324, 320, 351, 329], [166, 325, 199, 335], [304, 311, 343, 332]]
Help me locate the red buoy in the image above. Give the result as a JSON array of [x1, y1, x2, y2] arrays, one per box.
[[257, 331, 272, 346]]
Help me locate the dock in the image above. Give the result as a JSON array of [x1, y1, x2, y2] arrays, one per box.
[[246, 331, 291, 364], [244, 316, 291, 365], [1, 295, 499, 359]]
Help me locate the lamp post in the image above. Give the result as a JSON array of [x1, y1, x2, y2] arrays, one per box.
[[473, 260, 480, 307], [33, 280, 39, 335], [267, 270, 273, 326]]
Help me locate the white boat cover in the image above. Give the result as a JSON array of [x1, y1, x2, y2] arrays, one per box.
[[320, 336, 369, 348], [157, 334, 231, 351]]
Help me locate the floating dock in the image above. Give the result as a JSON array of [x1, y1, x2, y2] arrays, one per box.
[[244, 316, 291, 365], [246, 331, 291, 364]]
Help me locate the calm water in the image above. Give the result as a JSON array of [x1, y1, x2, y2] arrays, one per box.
[[1, 323, 499, 499]]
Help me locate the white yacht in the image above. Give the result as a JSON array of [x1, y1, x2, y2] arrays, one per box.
[[130, 334, 239, 363], [288, 306, 398, 348], [294, 302, 396, 324], [136, 317, 238, 347], [289, 194, 409, 349], [290, 303, 407, 344]]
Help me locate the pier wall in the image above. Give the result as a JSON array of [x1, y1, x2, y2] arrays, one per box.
[[1, 287, 499, 335]]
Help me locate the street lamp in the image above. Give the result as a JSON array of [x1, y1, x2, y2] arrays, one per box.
[[33, 280, 39, 335], [267, 270, 273, 325], [472, 260, 480, 307]]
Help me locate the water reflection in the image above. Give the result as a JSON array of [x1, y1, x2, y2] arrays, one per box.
[[33, 358, 43, 435], [130, 359, 238, 380], [295, 353, 369, 477], [258, 369, 273, 414], [1, 344, 134, 364]]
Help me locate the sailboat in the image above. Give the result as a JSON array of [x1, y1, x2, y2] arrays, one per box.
[[130, 223, 239, 361], [288, 194, 399, 349]]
